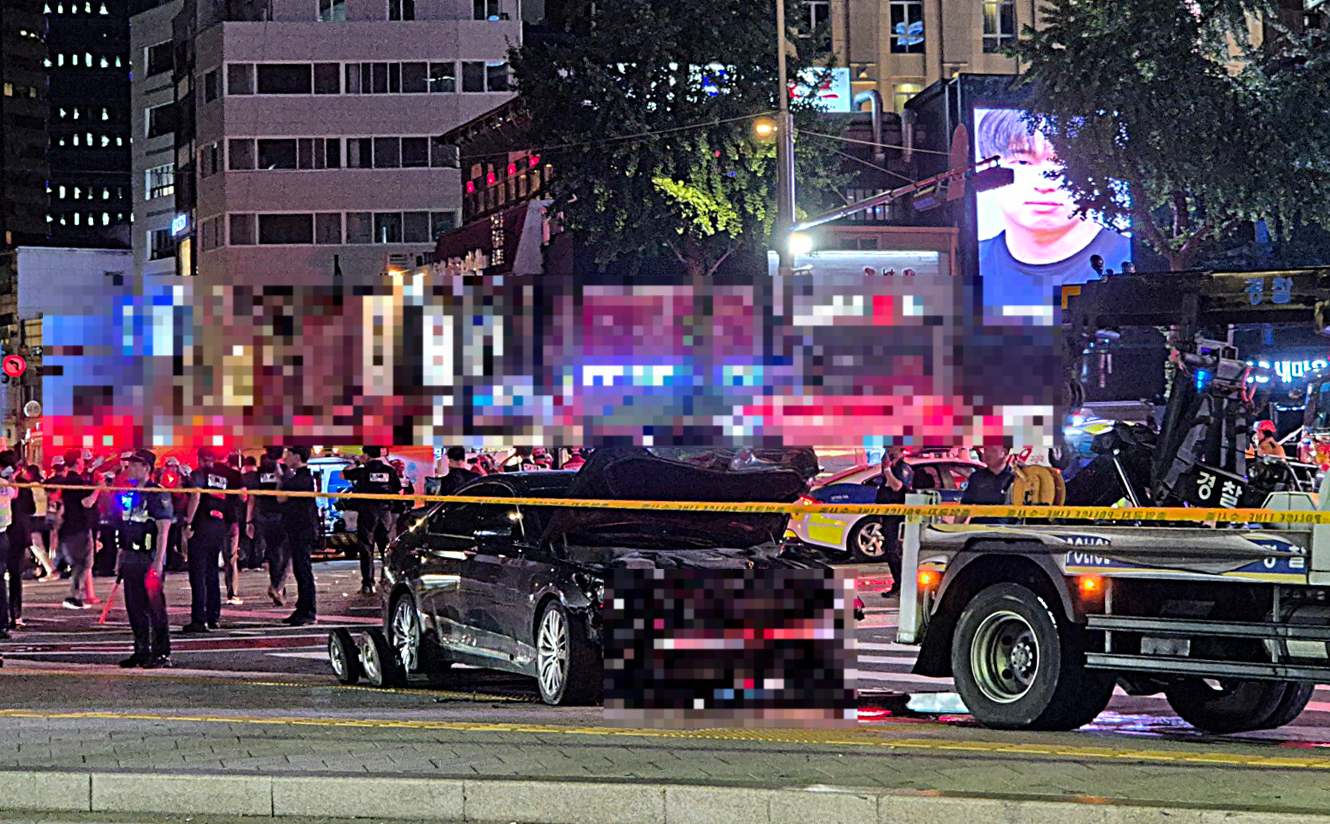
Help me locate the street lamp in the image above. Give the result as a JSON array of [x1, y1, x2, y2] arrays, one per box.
[[774, 0, 798, 277]]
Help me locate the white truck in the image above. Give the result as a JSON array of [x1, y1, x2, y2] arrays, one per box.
[[896, 477, 1330, 734]]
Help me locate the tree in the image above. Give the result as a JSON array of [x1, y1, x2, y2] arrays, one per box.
[[511, 0, 849, 278], [1012, 0, 1330, 271]]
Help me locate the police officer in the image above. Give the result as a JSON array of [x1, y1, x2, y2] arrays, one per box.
[[344, 446, 400, 596], [876, 446, 914, 599], [183, 447, 245, 633], [277, 445, 318, 625], [113, 449, 174, 669], [247, 447, 290, 607]]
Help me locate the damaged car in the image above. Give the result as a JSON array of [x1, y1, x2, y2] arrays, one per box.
[[345, 446, 834, 705]]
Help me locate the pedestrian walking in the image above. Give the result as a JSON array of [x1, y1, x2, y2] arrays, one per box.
[[343, 446, 400, 596], [247, 447, 290, 607], [49, 449, 103, 610], [277, 446, 318, 625], [0, 451, 20, 637], [183, 447, 245, 633], [112, 449, 174, 669], [22, 465, 56, 582], [875, 446, 914, 599]]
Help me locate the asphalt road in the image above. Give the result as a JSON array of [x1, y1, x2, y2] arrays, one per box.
[[7, 558, 1330, 744]]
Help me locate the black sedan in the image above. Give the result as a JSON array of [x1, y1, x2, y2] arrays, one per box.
[[355, 447, 829, 706]]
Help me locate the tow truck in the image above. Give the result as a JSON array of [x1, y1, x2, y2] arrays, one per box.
[[897, 268, 1330, 733]]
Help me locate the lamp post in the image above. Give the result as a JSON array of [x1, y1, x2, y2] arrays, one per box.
[[774, 0, 798, 276]]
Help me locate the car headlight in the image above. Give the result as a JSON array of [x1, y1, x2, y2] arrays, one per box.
[[574, 572, 605, 608]]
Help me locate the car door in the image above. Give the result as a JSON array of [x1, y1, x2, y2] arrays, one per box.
[[415, 499, 484, 657], [452, 484, 524, 664]]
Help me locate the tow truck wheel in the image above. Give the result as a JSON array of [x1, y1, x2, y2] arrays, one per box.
[[1164, 678, 1298, 734], [952, 582, 1115, 731], [359, 627, 405, 688], [328, 629, 361, 685], [847, 518, 889, 562]]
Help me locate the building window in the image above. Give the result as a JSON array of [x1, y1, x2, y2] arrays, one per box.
[[315, 213, 342, 244], [388, 0, 414, 20], [374, 212, 403, 243], [199, 142, 220, 177], [401, 137, 429, 167], [258, 214, 314, 245], [373, 137, 401, 168], [230, 214, 257, 245], [146, 41, 173, 76], [227, 63, 255, 95], [889, 0, 924, 54], [318, 0, 345, 21], [314, 63, 340, 94], [431, 211, 457, 239], [203, 68, 220, 102], [401, 62, 427, 93], [473, 0, 501, 20], [346, 212, 373, 244], [982, 0, 1017, 53], [428, 62, 455, 93], [229, 139, 257, 170], [257, 139, 299, 169], [148, 228, 175, 260], [146, 164, 175, 199], [200, 216, 224, 252], [146, 103, 175, 138], [462, 62, 485, 92], [403, 211, 431, 243], [256, 64, 313, 94], [801, 0, 829, 34], [892, 82, 922, 114], [486, 61, 510, 92], [346, 138, 372, 168]]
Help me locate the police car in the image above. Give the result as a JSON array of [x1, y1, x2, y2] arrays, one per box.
[[785, 457, 983, 562]]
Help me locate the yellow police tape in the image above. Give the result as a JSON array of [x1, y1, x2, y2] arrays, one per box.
[[12, 480, 1330, 525]]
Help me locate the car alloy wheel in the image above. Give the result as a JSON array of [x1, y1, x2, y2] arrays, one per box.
[[391, 596, 421, 674], [537, 604, 570, 702], [850, 519, 887, 559], [328, 628, 360, 685]]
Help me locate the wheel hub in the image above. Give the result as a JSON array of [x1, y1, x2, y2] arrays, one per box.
[[971, 611, 1040, 704]]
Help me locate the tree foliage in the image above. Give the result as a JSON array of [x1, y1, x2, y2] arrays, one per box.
[[1013, 0, 1330, 271], [510, 0, 849, 277]]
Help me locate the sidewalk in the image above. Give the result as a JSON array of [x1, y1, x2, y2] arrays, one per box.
[[1, 671, 1330, 824]]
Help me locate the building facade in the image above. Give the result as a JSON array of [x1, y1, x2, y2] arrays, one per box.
[[0, 1, 50, 249], [166, 0, 521, 286], [129, 0, 181, 278], [44, 0, 133, 248]]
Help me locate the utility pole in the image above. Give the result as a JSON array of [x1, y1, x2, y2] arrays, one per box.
[[774, 0, 797, 277]]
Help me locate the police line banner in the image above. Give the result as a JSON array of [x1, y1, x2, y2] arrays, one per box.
[[11, 481, 1330, 525]]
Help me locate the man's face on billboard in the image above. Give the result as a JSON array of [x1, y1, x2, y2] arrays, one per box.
[[993, 131, 1080, 234]]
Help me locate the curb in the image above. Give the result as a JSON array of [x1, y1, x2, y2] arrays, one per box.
[[0, 771, 1327, 824]]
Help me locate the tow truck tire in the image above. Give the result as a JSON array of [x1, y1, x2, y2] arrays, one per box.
[[359, 627, 405, 688], [1258, 682, 1315, 731], [1164, 678, 1298, 734], [328, 629, 361, 685], [951, 582, 1115, 731]]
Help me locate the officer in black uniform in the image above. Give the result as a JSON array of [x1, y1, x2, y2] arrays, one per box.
[[247, 447, 290, 606], [344, 446, 400, 596], [277, 445, 319, 625], [183, 447, 245, 633], [114, 449, 174, 669]]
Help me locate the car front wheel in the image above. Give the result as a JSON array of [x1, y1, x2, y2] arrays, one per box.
[[535, 600, 601, 706], [848, 518, 888, 562]]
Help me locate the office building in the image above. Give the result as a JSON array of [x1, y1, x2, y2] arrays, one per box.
[[163, 0, 521, 285], [44, 0, 133, 248], [0, 1, 50, 249], [130, 0, 181, 277]]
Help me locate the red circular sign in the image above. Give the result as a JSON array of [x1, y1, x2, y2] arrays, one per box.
[[2, 355, 26, 378]]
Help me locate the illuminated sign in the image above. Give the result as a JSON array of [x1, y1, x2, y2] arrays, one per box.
[[171, 213, 189, 235], [1248, 358, 1330, 384]]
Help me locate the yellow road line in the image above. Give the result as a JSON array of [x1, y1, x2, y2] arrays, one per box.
[[2, 709, 1330, 770]]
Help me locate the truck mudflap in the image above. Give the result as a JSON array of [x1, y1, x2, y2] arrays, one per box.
[[912, 542, 1080, 678]]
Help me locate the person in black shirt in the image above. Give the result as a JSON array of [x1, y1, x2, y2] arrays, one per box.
[[438, 446, 478, 495], [962, 445, 1016, 524], [343, 446, 400, 596], [50, 449, 103, 610], [277, 446, 318, 625], [875, 447, 914, 599], [247, 448, 291, 607], [239, 456, 262, 570], [183, 448, 246, 633], [112, 449, 174, 669]]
